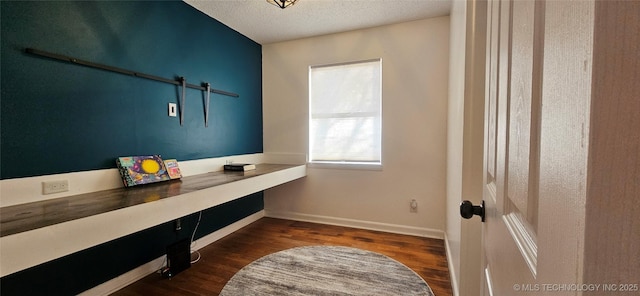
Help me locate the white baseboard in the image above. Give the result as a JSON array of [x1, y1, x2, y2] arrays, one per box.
[[80, 210, 265, 296], [265, 211, 443, 239], [444, 232, 460, 296]]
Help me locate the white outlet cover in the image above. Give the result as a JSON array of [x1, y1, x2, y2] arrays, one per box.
[[42, 180, 69, 195]]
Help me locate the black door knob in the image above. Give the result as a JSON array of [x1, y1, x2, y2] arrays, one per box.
[[460, 200, 485, 222]]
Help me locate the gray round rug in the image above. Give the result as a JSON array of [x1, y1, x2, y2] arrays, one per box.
[[220, 245, 434, 295]]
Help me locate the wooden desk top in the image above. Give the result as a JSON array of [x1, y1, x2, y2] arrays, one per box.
[[0, 164, 297, 238], [1, 163, 306, 277]]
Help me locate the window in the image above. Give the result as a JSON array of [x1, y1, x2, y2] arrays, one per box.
[[309, 59, 382, 167]]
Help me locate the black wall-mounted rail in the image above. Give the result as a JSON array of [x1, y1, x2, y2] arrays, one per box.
[[24, 48, 239, 98]]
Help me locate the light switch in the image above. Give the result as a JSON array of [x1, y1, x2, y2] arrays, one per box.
[[168, 103, 177, 117]]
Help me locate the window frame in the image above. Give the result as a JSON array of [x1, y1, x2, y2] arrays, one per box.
[[307, 58, 383, 170]]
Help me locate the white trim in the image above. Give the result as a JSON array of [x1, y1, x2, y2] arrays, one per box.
[[307, 161, 383, 171], [484, 267, 495, 296], [0, 153, 266, 207], [79, 210, 265, 296], [265, 211, 443, 239], [444, 233, 460, 296], [502, 212, 538, 277], [309, 58, 383, 69]]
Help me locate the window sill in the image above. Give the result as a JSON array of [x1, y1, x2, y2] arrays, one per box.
[[307, 161, 383, 171]]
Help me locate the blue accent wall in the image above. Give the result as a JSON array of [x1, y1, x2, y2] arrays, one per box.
[[1, 1, 263, 179], [1, 2, 264, 294]]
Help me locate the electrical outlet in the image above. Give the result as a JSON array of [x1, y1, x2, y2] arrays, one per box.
[[410, 199, 418, 213], [175, 218, 182, 231], [42, 180, 69, 195]]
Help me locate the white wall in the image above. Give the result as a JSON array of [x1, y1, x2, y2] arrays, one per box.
[[262, 17, 450, 237]]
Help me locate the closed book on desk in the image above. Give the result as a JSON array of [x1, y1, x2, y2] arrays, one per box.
[[163, 159, 182, 179], [224, 163, 256, 171]]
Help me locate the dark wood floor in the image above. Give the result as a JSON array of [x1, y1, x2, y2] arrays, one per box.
[[113, 217, 453, 296]]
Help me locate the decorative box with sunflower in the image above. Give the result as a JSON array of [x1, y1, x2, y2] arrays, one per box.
[[116, 155, 172, 187]]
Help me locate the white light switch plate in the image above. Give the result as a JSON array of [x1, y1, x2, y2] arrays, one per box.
[[168, 103, 177, 117]]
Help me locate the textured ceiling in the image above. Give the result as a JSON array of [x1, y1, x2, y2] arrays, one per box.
[[184, 0, 452, 44]]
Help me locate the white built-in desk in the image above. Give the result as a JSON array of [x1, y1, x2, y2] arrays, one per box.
[[0, 164, 306, 277]]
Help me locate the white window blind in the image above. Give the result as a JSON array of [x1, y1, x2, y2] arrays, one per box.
[[309, 59, 382, 165]]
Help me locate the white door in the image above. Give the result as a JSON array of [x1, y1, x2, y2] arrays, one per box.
[[481, 0, 540, 293], [474, 0, 594, 295]]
